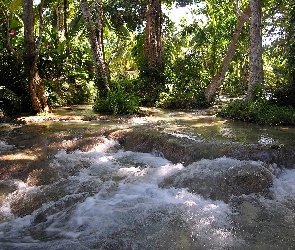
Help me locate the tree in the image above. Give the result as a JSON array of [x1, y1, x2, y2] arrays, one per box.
[[80, 0, 110, 98], [23, 0, 48, 113], [64, 0, 69, 56], [138, 0, 165, 104], [144, 0, 164, 68], [204, 4, 251, 103], [1, 0, 48, 113], [247, 0, 263, 100], [287, 2, 295, 88]]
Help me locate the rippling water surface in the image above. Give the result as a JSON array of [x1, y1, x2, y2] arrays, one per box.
[[0, 106, 295, 249]]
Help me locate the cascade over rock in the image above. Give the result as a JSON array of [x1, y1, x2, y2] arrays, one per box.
[[159, 159, 273, 202], [108, 128, 294, 168], [1, 107, 295, 249]]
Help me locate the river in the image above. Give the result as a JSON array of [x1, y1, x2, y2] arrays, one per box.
[[0, 106, 295, 249]]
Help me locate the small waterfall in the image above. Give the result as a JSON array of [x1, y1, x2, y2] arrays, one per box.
[[1, 107, 295, 249], [0, 137, 295, 249]]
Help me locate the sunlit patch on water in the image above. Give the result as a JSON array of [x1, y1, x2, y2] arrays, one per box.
[[258, 133, 276, 146], [168, 132, 204, 142]]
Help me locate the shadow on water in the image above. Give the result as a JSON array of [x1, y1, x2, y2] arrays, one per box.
[[0, 106, 295, 249]]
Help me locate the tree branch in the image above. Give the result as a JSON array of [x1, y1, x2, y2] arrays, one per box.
[[205, 4, 251, 103], [233, 0, 250, 24]]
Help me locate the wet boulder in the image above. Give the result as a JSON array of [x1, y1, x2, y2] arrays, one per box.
[[108, 128, 294, 168], [159, 158, 273, 203]]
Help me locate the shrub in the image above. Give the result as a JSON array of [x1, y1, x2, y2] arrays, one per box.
[[93, 81, 140, 115], [39, 33, 96, 107], [44, 77, 94, 107], [0, 51, 30, 115], [156, 50, 209, 109], [156, 87, 208, 109], [218, 99, 295, 126]]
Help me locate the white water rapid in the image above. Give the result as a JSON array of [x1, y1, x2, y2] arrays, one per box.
[[1, 136, 295, 249]]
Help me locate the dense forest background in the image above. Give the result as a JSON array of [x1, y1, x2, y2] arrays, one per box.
[[1, 0, 295, 125]]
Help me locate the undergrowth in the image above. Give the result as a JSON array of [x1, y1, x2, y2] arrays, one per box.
[[93, 80, 140, 115], [218, 99, 295, 126]]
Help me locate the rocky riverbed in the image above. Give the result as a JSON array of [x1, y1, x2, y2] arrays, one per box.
[[1, 106, 295, 249]]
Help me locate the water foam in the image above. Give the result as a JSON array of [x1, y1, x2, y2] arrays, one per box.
[[1, 138, 295, 249], [272, 168, 295, 202], [0, 140, 14, 151]]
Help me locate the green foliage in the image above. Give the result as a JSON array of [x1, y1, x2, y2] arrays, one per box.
[[135, 66, 166, 106], [105, 0, 146, 32], [0, 86, 19, 116], [157, 49, 209, 109], [252, 82, 264, 101], [266, 2, 295, 108], [218, 99, 295, 126], [44, 78, 94, 107], [158, 2, 245, 108], [271, 84, 295, 107], [0, 0, 96, 114], [221, 76, 247, 97], [156, 88, 208, 109], [93, 79, 140, 115], [131, 33, 145, 72], [38, 28, 95, 107], [0, 1, 30, 115], [1, 0, 294, 118], [0, 50, 30, 115], [131, 32, 165, 106]]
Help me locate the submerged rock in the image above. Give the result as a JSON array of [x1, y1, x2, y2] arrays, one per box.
[[159, 158, 273, 203], [229, 194, 295, 249], [109, 128, 295, 168]]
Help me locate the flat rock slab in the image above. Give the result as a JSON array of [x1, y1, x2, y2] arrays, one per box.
[[108, 128, 295, 168]]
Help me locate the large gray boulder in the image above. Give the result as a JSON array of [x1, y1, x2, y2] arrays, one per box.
[[159, 158, 273, 203]]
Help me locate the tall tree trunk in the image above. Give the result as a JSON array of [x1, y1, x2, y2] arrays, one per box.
[[204, 5, 251, 103], [144, 0, 164, 68], [80, 0, 109, 98], [23, 0, 47, 113], [247, 0, 263, 100], [64, 0, 69, 56], [142, 0, 164, 104], [288, 3, 295, 89]]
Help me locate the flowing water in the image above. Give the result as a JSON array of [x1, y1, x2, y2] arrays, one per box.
[[0, 106, 295, 249]]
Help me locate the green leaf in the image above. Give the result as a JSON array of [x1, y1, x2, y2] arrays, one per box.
[[9, 0, 22, 11]]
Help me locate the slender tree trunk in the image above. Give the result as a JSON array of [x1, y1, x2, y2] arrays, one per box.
[[288, 3, 295, 88], [80, 0, 109, 98], [23, 0, 47, 113], [64, 0, 69, 56], [205, 5, 251, 103], [144, 0, 164, 68], [247, 0, 263, 100]]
